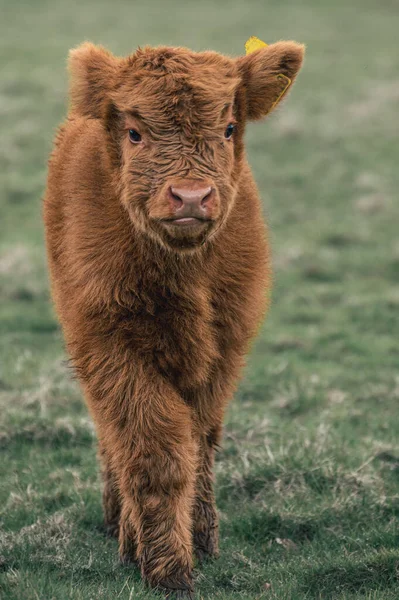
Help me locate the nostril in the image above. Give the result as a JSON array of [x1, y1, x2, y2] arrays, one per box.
[[169, 187, 184, 208], [200, 188, 213, 207]]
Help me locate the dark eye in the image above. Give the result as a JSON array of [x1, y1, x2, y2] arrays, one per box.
[[224, 123, 235, 140], [128, 129, 142, 144]]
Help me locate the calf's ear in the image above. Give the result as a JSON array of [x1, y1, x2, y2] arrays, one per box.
[[237, 41, 305, 121], [68, 42, 122, 118]]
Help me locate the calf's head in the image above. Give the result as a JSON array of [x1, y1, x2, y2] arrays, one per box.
[[69, 41, 304, 251]]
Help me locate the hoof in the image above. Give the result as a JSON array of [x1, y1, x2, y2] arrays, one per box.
[[194, 527, 219, 563], [104, 522, 119, 538], [164, 590, 194, 599], [156, 575, 194, 599], [119, 553, 138, 568], [194, 545, 219, 563]]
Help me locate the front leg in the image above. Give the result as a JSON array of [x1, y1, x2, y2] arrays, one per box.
[[86, 364, 197, 597], [193, 425, 221, 562], [119, 400, 197, 596], [99, 442, 121, 539]]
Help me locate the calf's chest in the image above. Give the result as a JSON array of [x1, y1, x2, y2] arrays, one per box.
[[132, 285, 222, 389]]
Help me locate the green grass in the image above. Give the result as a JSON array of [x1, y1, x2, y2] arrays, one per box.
[[1, 0, 399, 598]]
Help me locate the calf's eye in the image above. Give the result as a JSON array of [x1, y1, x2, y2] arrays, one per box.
[[224, 123, 235, 140], [128, 129, 142, 144]]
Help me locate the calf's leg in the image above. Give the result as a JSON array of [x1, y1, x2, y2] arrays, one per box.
[[193, 424, 221, 561], [88, 370, 197, 597], [99, 442, 121, 538]]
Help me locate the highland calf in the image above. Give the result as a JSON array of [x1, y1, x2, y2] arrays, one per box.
[[44, 40, 304, 597]]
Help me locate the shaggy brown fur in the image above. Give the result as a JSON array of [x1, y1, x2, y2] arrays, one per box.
[[43, 40, 304, 597]]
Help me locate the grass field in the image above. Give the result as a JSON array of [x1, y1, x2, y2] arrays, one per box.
[[1, 0, 399, 598]]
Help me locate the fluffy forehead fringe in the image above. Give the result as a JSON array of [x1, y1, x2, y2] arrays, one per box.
[[117, 46, 240, 110], [128, 45, 238, 78], [108, 46, 240, 128]]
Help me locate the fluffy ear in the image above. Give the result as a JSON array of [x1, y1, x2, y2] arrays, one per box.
[[68, 42, 122, 118], [237, 41, 305, 120]]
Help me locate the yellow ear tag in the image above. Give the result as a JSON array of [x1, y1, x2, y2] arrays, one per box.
[[245, 37, 292, 114], [245, 36, 268, 55], [269, 73, 292, 113]]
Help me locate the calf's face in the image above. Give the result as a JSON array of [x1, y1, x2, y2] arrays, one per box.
[[69, 42, 304, 251]]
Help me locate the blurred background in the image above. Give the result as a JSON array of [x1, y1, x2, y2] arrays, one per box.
[[1, 1, 399, 599]]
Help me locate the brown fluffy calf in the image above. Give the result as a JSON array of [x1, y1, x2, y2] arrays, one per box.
[[43, 40, 304, 597]]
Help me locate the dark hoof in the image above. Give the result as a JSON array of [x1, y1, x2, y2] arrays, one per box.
[[104, 522, 119, 538], [194, 545, 219, 563], [119, 553, 138, 568], [164, 590, 194, 599], [194, 527, 219, 563], [156, 575, 194, 599]]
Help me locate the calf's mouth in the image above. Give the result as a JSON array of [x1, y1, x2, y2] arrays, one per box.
[[162, 216, 212, 227]]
